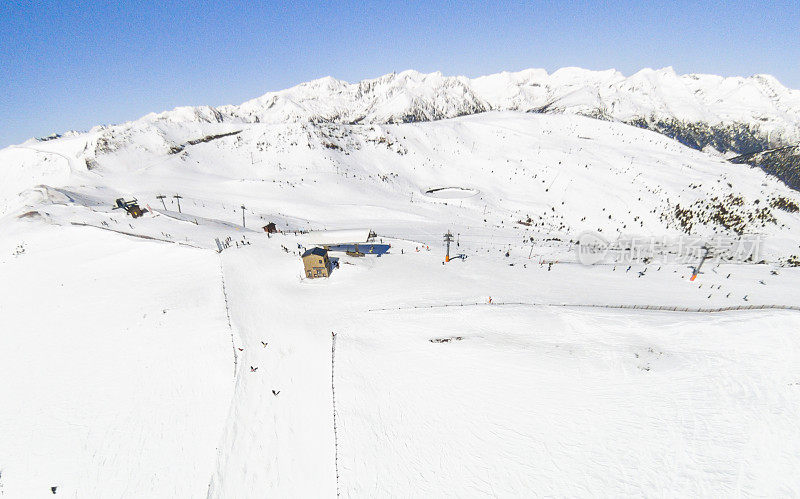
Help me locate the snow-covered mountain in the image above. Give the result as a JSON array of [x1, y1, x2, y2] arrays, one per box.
[[126, 67, 800, 155], [3, 69, 800, 496]]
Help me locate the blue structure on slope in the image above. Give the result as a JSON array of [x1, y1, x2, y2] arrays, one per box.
[[325, 243, 391, 255]]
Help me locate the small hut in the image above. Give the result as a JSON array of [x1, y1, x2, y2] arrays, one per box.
[[302, 247, 331, 278]]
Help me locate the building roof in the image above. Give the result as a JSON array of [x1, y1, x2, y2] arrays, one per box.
[[302, 247, 327, 258]]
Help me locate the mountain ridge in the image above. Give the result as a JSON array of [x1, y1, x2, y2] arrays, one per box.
[[12, 67, 800, 196], [71, 66, 795, 158]]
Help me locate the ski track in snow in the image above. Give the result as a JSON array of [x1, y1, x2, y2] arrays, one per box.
[[367, 301, 800, 314]]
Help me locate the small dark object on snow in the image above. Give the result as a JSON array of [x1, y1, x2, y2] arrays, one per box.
[[238, 348, 243, 351], [261, 341, 268, 348], [51, 486, 58, 494], [250, 366, 258, 372], [113, 198, 148, 218], [272, 390, 280, 396], [430, 336, 463, 343]]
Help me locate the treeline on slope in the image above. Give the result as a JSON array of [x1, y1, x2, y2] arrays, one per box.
[[169, 130, 242, 154], [622, 117, 799, 192], [626, 117, 771, 155], [730, 146, 800, 192]]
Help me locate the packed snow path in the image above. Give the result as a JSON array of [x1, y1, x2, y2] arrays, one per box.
[[207, 249, 337, 497], [367, 301, 800, 313]]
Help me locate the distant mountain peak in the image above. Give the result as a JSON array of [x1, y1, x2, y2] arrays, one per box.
[[27, 67, 800, 156], [206, 67, 800, 151]]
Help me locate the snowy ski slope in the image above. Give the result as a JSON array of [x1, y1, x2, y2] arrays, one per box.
[[1, 108, 800, 497]]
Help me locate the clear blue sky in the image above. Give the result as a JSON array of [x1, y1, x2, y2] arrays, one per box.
[[1, 0, 798, 147]]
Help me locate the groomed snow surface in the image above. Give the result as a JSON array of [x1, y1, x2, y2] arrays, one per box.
[[4, 226, 799, 497], [0, 226, 232, 498], [1, 110, 800, 496], [339, 307, 800, 496]]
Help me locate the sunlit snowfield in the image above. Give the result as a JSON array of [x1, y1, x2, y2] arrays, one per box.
[[1, 108, 800, 496]]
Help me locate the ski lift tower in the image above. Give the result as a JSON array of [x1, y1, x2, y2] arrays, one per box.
[[444, 231, 453, 262], [690, 246, 711, 281]]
